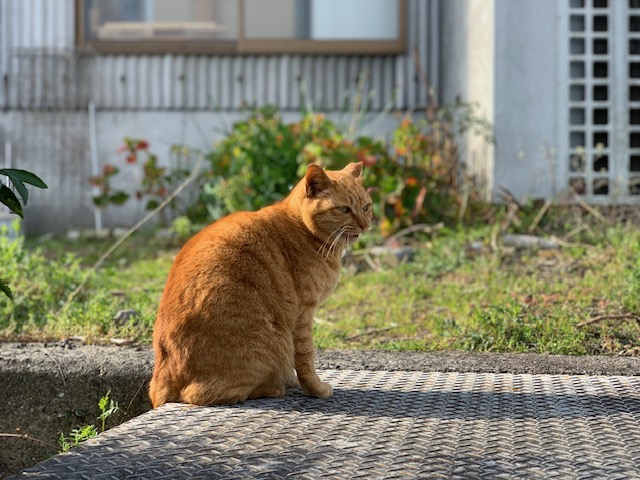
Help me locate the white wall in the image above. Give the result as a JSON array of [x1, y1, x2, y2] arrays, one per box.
[[493, 0, 560, 202], [440, 0, 495, 200], [440, 0, 560, 203]]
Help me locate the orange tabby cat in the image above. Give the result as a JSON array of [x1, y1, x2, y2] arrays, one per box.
[[149, 162, 372, 407]]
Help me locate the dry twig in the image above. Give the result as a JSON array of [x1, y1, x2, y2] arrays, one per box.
[[384, 222, 444, 246], [571, 188, 611, 225], [0, 433, 58, 450], [527, 199, 552, 234], [576, 314, 640, 328], [346, 326, 397, 341], [59, 154, 203, 314], [41, 348, 66, 389], [124, 375, 151, 416]]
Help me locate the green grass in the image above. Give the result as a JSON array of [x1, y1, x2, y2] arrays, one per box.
[[2, 218, 640, 355]]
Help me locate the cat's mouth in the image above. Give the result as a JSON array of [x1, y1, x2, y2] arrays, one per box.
[[345, 233, 360, 243]]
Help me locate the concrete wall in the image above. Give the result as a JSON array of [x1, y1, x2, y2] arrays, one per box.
[[439, 0, 495, 200], [440, 0, 560, 203], [493, 0, 560, 202]]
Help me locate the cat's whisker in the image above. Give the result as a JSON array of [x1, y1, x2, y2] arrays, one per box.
[[321, 226, 348, 260], [327, 226, 348, 259], [317, 227, 343, 258]]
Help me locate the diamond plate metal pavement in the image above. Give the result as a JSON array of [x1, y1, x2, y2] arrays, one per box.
[[12, 370, 640, 479]]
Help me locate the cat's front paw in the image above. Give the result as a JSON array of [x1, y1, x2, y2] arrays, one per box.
[[302, 381, 333, 399]]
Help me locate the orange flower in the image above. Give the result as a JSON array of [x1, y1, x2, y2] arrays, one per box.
[[395, 146, 408, 156], [406, 177, 419, 187]]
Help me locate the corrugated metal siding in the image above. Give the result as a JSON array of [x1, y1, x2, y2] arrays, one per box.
[[0, 0, 439, 112]]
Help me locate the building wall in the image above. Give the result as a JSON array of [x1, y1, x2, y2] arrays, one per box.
[[440, 0, 559, 203], [441, 0, 640, 205], [0, 0, 440, 234], [0, 0, 439, 112], [493, 0, 560, 202]]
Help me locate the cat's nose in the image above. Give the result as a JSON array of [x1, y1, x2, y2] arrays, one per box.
[[357, 218, 369, 231]]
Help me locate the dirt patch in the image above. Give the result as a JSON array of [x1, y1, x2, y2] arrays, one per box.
[[2, 342, 640, 478]]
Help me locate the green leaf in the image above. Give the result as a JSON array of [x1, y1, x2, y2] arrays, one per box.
[[0, 278, 13, 300], [0, 169, 47, 206], [98, 391, 110, 412], [0, 185, 23, 217], [145, 199, 160, 210], [0, 169, 47, 188], [109, 192, 129, 205], [2, 176, 29, 206], [92, 195, 110, 207]]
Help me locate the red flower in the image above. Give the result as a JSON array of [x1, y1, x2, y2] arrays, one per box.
[[126, 154, 137, 164], [136, 140, 149, 151], [363, 155, 377, 167], [103, 164, 117, 176]]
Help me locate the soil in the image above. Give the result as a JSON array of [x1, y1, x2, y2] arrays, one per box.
[[2, 342, 640, 478]]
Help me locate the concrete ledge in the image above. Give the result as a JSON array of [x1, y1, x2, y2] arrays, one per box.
[[2, 342, 640, 478]]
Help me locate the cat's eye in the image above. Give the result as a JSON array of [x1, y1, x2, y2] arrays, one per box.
[[338, 206, 351, 214], [363, 204, 371, 213]]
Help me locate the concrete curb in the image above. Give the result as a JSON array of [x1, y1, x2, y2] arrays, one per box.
[[2, 342, 640, 478]]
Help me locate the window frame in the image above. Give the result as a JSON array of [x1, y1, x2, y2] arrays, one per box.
[[75, 0, 406, 55]]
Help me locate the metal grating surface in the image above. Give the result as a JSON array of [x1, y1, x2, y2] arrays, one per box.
[[13, 370, 640, 479]]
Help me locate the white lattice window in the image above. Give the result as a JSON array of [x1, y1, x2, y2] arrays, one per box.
[[566, 0, 640, 203]]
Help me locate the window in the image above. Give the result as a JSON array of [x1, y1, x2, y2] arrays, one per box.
[[76, 0, 406, 55]]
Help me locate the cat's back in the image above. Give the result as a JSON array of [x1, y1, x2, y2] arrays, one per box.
[[161, 205, 312, 306], [171, 205, 297, 273]]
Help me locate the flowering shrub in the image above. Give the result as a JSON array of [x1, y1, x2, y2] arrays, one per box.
[[94, 103, 493, 236], [89, 138, 192, 222], [198, 104, 493, 234]]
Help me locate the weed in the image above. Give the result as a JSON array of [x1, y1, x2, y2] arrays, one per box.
[[58, 425, 98, 453], [6, 212, 640, 356], [59, 391, 120, 453]]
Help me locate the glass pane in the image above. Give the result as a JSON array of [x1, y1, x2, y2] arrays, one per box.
[[83, 0, 237, 41], [244, 0, 400, 40]]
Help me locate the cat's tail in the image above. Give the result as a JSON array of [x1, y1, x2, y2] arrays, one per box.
[[149, 343, 183, 408], [149, 371, 181, 408]]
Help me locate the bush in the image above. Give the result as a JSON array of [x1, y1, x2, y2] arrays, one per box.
[[195, 103, 493, 236], [96, 103, 494, 237], [89, 139, 194, 226]]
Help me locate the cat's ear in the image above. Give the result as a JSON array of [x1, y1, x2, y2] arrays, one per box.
[[342, 162, 363, 178], [305, 164, 332, 197]]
